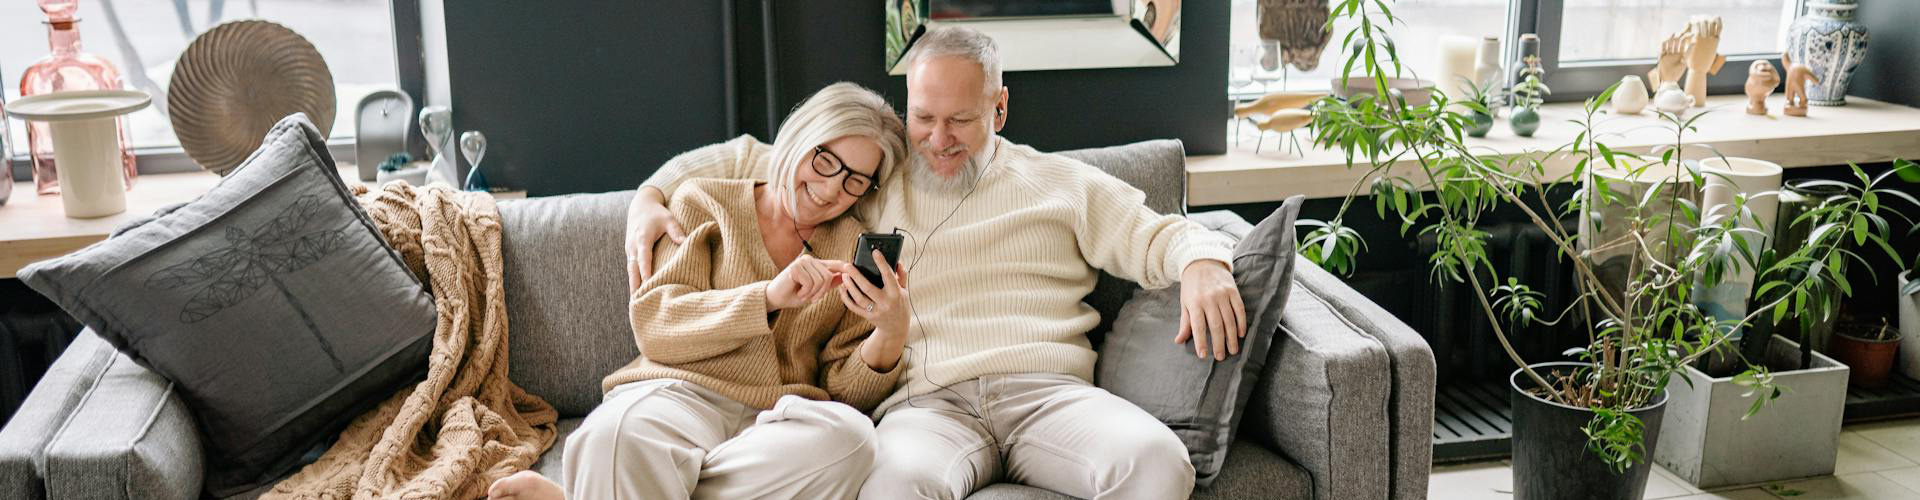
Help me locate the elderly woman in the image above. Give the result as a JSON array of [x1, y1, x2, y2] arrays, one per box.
[[489, 82, 912, 500]]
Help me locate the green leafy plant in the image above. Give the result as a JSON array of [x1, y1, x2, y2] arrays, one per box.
[[1510, 56, 1549, 110], [1305, 0, 1920, 473]]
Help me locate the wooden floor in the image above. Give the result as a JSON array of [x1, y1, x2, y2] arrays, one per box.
[[1432, 375, 1920, 463]]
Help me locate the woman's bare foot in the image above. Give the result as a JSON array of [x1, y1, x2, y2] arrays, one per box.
[[488, 470, 565, 500]]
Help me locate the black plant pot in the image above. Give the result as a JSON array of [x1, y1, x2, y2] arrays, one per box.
[[1510, 362, 1669, 500]]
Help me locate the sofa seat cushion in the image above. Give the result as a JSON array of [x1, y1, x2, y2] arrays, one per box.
[[960, 441, 1310, 500]]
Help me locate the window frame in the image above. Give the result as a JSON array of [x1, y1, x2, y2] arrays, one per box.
[[1523, 0, 1805, 103], [6, 0, 423, 177]]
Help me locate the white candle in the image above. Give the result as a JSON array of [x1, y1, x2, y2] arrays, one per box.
[[1435, 36, 1480, 107]]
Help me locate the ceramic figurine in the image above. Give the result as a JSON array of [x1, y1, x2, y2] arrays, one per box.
[[1612, 75, 1650, 115], [1682, 16, 1726, 108], [1653, 81, 1693, 115], [1785, 0, 1870, 106], [1745, 61, 1780, 115], [1648, 32, 1687, 87], [1783, 52, 1820, 117]]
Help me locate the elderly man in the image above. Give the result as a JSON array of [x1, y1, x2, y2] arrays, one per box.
[[624, 26, 1244, 500]]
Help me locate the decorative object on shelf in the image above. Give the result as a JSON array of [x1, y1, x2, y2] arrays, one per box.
[[1831, 318, 1899, 388], [4, 90, 151, 218], [169, 20, 336, 175], [1744, 61, 1780, 115], [1785, 0, 1869, 106], [1900, 270, 1919, 379], [1434, 36, 1480, 109], [1257, 0, 1331, 72], [418, 105, 459, 187], [1649, 31, 1686, 87], [1611, 75, 1650, 115], [459, 130, 488, 191], [1692, 157, 1783, 337], [1782, 52, 1819, 117], [1681, 16, 1725, 108], [1652, 81, 1693, 115], [1462, 81, 1496, 138], [1473, 37, 1502, 97], [1328, 77, 1433, 108], [20, 0, 137, 197], [1508, 55, 1547, 137], [354, 89, 413, 182], [1234, 91, 1321, 154], [1510, 33, 1538, 90]]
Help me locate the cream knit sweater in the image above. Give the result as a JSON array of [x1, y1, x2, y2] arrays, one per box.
[[645, 135, 1233, 413], [602, 179, 901, 412]]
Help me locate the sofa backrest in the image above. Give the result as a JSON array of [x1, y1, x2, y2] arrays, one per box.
[[496, 139, 1189, 417]]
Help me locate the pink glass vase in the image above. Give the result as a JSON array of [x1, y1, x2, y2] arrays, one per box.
[[19, 0, 137, 196]]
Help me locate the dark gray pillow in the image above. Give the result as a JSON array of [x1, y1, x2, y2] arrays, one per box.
[[1094, 195, 1304, 486], [17, 114, 436, 497]]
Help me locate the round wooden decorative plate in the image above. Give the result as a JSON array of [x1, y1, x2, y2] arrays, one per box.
[[169, 20, 335, 175]]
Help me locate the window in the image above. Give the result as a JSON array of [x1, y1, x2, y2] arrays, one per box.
[[1227, 0, 1806, 101], [1558, 0, 1797, 63], [2, 0, 397, 155], [1228, 0, 1513, 99]]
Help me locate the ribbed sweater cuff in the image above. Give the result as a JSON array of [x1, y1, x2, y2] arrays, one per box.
[[1167, 231, 1237, 280], [835, 354, 902, 412]]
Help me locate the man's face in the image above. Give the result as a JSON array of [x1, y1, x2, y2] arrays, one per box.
[[906, 55, 1005, 179]]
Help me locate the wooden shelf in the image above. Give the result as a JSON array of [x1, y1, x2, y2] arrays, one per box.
[[1188, 95, 1920, 206], [0, 165, 524, 279]]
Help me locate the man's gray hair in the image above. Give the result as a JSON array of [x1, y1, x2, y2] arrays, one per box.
[[904, 25, 1003, 98]]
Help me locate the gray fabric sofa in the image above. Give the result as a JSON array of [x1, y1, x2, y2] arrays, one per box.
[[0, 140, 1434, 500]]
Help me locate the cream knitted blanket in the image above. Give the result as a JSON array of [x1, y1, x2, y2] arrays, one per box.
[[265, 182, 557, 499]]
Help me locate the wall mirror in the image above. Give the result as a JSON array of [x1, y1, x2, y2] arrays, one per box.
[[885, 0, 1181, 74]]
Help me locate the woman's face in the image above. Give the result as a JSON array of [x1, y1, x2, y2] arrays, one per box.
[[791, 135, 883, 226]]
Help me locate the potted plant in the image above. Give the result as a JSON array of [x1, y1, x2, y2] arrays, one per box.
[[1460, 78, 1497, 138], [1508, 57, 1548, 138], [1833, 317, 1901, 387], [1305, 1, 1919, 498]]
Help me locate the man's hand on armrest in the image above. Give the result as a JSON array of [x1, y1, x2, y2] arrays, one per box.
[[1173, 259, 1247, 361], [627, 186, 688, 292]]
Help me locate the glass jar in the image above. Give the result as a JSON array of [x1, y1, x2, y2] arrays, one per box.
[[19, 0, 138, 196]]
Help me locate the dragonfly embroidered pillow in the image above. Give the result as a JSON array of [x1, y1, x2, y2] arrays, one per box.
[[18, 114, 436, 497]]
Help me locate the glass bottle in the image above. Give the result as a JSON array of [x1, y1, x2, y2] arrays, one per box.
[[20, 0, 138, 196]]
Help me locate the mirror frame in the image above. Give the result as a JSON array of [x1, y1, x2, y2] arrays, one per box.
[[885, 0, 1181, 75]]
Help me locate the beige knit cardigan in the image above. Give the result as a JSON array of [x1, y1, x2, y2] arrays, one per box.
[[264, 182, 557, 499]]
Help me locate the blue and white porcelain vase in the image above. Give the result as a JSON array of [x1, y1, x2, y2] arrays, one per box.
[[1785, 0, 1870, 106]]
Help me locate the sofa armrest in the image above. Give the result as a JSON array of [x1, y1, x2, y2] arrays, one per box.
[[1290, 257, 1436, 500], [0, 329, 204, 500], [1243, 276, 1393, 500]]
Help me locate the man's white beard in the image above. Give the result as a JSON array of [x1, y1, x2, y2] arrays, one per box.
[[909, 141, 992, 195]]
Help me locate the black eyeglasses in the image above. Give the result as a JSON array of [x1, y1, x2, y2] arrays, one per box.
[[812, 145, 878, 196]]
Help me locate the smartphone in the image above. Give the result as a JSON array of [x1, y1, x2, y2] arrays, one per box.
[[852, 233, 904, 289]]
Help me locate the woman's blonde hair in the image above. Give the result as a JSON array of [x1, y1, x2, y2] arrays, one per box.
[[766, 82, 907, 225]]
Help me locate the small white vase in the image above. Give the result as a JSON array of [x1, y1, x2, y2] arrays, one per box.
[[1693, 157, 1784, 333], [1612, 75, 1650, 115], [1653, 81, 1694, 115]]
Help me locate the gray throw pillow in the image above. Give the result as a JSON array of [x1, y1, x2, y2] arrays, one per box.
[[1094, 195, 1304, 486], [17, 114, 436, 497]]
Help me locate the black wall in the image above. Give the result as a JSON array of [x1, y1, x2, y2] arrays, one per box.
[[1851, 1, 1919, 108], [444, 1, 1227, 196]]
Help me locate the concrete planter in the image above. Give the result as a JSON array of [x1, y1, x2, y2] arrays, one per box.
[[1655, 335, 1849, 489]]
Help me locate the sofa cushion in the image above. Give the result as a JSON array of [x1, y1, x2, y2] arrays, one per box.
[[1056, 139, 1187, 347], [960, 441, 1310, 500], [1094, 196, 1303, 486], [498, 191, 641, 417], [17, 115, 436, 497]]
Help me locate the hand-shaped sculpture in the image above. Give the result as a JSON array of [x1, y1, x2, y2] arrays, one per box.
[[1782, 52, 1820, 117], [1648, 32, 1688, 87], [1683, 16, 1726, 108], [1744, 61, 1780, 115]]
